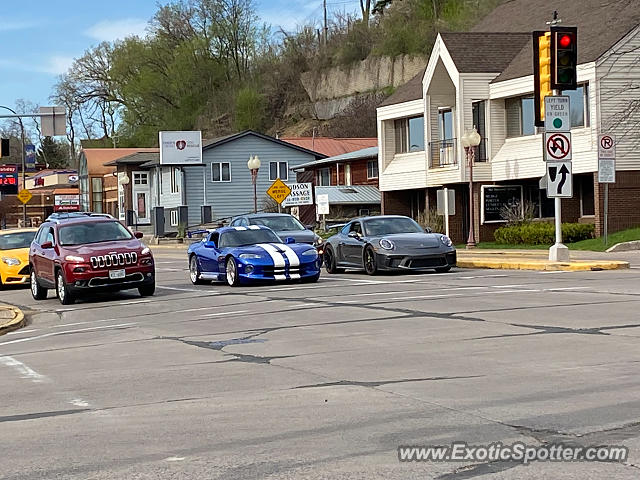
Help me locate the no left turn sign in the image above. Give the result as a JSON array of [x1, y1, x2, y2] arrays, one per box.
[[544, 132, 572, 161]]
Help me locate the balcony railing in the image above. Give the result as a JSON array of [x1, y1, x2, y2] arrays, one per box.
[[429, 138, 457, 168]]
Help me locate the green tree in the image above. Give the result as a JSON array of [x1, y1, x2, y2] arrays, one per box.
[[37, 137, 69, 168], [234, 87, 266, 131]]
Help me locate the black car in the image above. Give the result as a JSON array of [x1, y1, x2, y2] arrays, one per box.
[[323, 215, 456, 275]]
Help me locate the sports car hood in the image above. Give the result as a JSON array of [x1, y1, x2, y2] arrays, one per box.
[[62, 239, 144, 256], [372, 232, 442, 248]]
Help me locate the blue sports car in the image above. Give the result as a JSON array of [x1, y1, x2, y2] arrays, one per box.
[[187, 225, 322, 286]]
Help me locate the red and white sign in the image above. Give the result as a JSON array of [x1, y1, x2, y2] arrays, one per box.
[[544, 132, 572, 161], [598, 134, 616, 159], [54, 194, 80, 212], [159, 131, 202, 165]]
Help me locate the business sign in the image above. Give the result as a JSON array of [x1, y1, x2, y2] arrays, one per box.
[[0, 165, 19, 194], [544, 96, 570, 132], [598, 158, 616, 184], [316, 194, 329, 215], [54, 194, 80, 212], [159, 131, 202, 165], [25, 144, 37, 171], [282, 182, 313, 207], [598, 134, 616, 160], [544, 132, 572, 161], [68, 174, 79, 183], [481, 185, 523, 223]]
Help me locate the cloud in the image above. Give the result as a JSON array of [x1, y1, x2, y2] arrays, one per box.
[[0, 20, 40, 33], [42, 56, 75, 75], [0, 55, 75, 76], [85, 18, 148, 42]]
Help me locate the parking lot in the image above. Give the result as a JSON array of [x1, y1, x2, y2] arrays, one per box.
[[2, 248, 640, 479]]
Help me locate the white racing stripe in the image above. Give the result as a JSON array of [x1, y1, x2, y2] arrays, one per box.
[[257, 243, 287, 281], [247, 225, 260, 230], [233, 226, 247, 231], [278, 243, 301, 267]]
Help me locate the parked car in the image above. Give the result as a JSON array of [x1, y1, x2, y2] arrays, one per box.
[[188, 225, 321, 286], [29, 216, 155, 305], [323, 215, 456, 275], [0, 228, 38, 289], [229, 213, 324, 251]]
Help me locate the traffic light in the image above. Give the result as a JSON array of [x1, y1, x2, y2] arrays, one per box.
[[551, 26, 577, 90], [0, 139, 8, 158], [533, 31, 551, 127]]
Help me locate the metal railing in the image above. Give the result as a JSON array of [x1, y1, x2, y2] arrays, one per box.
[[429, 139, 457, 168]]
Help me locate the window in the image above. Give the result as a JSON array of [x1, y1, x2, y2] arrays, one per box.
[[91, 177, 103, 213], [506, 96, 536, 137], [269, 161, 288, 181], [438, 109, 453, 141], [318, 168, 331, 186], [170, 210, 178, 227], [395, 115, 425, 153], [211, 162, 231, 182], [348, 222, 362, 235], [524, 185, 555, 219], [472, 101, 487, 161], [579, 174, 595, 216], [133, 173, 148, 185], [561, 84, 589, 128], [367, 160, 378, 179], [170, 168, 180, 193]]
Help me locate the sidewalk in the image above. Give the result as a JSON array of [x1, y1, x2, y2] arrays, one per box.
[[0, 303, 25, 335], [457, 248, 631, 271]]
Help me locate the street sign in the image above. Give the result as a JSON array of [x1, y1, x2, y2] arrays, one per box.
[[546, 162, 572, 198], [316, 194, 329, 215], [436, 188, 455, 215], [17, 188, 32, 204], [598, 134, 616, 159], [266, 178, 291, 204], [282, 182, 313, 207], [40, 106, 67, 137], [544, 132, 572, 161], [598, 158, 616, 183], [545, 96, 570, 132]]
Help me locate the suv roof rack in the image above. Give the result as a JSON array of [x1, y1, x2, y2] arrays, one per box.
[[45, 212, 115, 223]]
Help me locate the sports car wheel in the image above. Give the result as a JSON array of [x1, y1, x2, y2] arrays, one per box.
[[31, 271, 47, 300], [56, 270, 75, 305], [435, 266, 452, 273], [324, 247, 344, 274], [225, 257, 240, 287], [363, 246, 378, 276], [189, 255, 206, 285]]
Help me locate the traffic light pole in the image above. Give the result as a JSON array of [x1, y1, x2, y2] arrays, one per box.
[[0, 105, 27, 226], [549, 88, 569, 262]]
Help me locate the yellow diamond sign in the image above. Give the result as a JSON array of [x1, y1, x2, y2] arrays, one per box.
[[17, 189, 32, 204], [266, 178, 291, 205]]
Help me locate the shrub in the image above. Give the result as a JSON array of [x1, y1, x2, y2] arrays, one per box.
[[494, 222, 594, 245]]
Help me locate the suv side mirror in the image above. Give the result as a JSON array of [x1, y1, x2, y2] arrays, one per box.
[[134, 231, 144, 239], [41, 241, 53, 249], [204, 241, 216, 249]]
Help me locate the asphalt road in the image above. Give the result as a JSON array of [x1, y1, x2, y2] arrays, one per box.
[[1, 249, 640, 479]]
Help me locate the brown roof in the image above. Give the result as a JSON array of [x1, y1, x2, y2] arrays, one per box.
[[378, 68, 425, 107], [280, 137, 377, 157], [440, 32, 531, 73], [473, 0, 640, 83], [103, 152, 160, 166], [81, 148, 159, 176]]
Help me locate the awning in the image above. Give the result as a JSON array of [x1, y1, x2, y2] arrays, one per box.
[[315, 185, 381, 205]]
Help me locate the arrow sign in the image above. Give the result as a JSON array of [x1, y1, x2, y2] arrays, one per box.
[[546, 161, 572, 198], [544, 132, 572, 161]]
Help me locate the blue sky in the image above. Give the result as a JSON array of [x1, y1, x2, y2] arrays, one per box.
[[0, 0, 360, 111]]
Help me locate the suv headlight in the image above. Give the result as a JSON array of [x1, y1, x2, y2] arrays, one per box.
[[440, 235, 453, 247], [65, 255, 85, 262], [379, 239, 394, 250], [301, 248, 318, 259], [239, 253, 261, 259], [1, 257, 20, 266], [141, 247, 151, 255]]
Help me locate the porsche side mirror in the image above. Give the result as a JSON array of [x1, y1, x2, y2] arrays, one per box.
[[425, 227, 433, 233], [41, 241, 53, 249], [348, 231, 361, 240], [134, 231, 144, 239], [204, 241, 216, 249], [285, 237, 296, 244]]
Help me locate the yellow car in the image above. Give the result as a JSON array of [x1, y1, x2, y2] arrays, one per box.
[[0, 228, 37, 288]]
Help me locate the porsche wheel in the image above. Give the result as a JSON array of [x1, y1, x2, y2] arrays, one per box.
[[189, 255, 206, 285], [363, 246, 378, 276], [324, 247, 344, 274], [225, 257, 240, 287]]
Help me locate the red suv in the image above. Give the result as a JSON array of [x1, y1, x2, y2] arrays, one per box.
[[29, 215, 155, 305]]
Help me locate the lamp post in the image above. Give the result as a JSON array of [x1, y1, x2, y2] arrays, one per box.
[[118, 172, 130, 223], [247, 155, 261, 213], [0, 105, 26, 226], [462, 127, 481, 249]]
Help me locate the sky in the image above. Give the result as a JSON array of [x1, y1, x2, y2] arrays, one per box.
[[0, 0, 360, 113]]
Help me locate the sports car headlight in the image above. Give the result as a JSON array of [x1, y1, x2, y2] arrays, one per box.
[[313, 235, 324, 247], [379, 239, 394, 250], [64, 255, 85, 263], [239, 253, 262, 259], [1, 257, 20, 266], [301, 248, 318, 259], [440, 235, 453, 247]]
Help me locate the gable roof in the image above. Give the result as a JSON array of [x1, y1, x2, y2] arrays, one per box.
[[378, 68, 425, 108], [473, 0, 640, 83], [81, 148, 158, 176], [440, 32, 531, 73], [281, 137, 377, 157], [294, 146, 378, 170], [103, 152, 160, 166], [203, 130, 327, 159]]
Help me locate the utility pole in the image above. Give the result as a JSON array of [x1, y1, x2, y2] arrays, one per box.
[[323, 0, 328, 47], [0, 105, 26, 225]]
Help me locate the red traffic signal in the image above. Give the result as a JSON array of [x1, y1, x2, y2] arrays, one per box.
[[551, 26, 577, 90], [559, 34, 572, 48]]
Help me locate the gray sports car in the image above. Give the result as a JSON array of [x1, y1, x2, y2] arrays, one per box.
[[323, 215, 456, 275]]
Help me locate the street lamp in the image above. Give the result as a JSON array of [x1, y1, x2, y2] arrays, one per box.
[[247, 155, 261, 213], [462, 127, 481, 249], [0, 105, 26, 226], [118, 172, 130, 222]]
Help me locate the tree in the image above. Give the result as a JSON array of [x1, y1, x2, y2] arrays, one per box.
[[37, 137, 69, 168]]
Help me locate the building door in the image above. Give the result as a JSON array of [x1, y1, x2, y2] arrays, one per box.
[[132, 171, 151, 224]]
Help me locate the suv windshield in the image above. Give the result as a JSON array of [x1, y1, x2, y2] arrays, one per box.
[[250, 216, 305, 231], [219, 229, 281, 247], [59, 221, 133, 246], [363, 217, 424, 236], [0, 231, 36, 250]]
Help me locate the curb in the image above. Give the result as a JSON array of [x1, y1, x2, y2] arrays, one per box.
[[606, 240, 640, 253], [0, 304, 26, 336], [150, 244, 190, 250], [457, 258, 630, 271]]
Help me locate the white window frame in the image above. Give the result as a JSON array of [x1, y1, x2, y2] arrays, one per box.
[[318, 167, 331, 186], [269, 161, 288, 181], [170, 210, 178, 227], [211, 162, 231, 182], [170, 167, 180, 194], [367, 160, 378, 179]]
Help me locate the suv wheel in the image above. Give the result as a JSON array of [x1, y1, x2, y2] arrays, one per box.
[[56, 270, 75, 305], [138, 284, 155, 297], [30, 270, 47, 300]]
